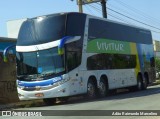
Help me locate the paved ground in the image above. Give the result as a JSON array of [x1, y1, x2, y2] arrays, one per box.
[[1, 84, 160, 119]]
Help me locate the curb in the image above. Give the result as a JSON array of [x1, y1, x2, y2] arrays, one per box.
[[149, 80, 160, 86], [0, 100, 44, 110], [1, 82, 160, 110], [0, 103, 16, 110]]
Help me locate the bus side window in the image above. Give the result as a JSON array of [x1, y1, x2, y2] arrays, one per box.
[[65, 40, 82, 72], [67, 51, 76, 71], [66, 51, 81, 71]]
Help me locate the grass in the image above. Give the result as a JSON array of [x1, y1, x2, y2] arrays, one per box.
[[6, 100, 44, 109], [155, 79, 160, 84]]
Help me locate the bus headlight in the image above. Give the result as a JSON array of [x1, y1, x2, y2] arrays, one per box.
[[18, 93, 24, 97]]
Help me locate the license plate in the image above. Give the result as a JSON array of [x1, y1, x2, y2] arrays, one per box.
[[35, 93, 44, 97]]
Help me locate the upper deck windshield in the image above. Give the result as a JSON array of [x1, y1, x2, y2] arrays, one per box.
[[17, 14, 66, 46], [16, 47, 65, 81]]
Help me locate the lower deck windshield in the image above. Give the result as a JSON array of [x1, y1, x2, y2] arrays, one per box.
[[16, 47, 65, 81]]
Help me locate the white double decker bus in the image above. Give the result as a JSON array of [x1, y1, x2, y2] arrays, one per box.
[[13, 12, 155, 105]]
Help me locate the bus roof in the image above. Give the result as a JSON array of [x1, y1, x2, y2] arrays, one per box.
[[30, 12, 151, 33]]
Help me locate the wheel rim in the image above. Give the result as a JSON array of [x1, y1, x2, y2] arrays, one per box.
[[138, 80, 141, 89], [143, 77, 147, 89], [87, 83, 95, 97], [99, 81, 106, 96]]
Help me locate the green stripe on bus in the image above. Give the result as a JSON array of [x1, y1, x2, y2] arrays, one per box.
[[87, 39, 131, 54]]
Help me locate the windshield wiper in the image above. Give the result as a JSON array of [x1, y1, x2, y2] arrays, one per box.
[[40, 72, 56, 78], [17, 74, 37, 80], [17, 75, 26, 79]]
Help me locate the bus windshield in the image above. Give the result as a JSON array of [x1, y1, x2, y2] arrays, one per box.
[[16, 47, 65, 81]]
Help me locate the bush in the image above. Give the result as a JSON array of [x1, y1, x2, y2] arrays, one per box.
[[155, 58, 160, 71]]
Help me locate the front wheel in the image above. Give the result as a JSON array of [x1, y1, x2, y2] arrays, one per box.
[[43, 98, 56, 105], [57, 97, 69, 103]]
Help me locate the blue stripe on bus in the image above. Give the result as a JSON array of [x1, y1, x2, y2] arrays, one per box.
[[18, 76, 62, 87]]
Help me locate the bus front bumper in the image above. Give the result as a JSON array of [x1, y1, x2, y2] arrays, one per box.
[[17, 82, 70, 100]]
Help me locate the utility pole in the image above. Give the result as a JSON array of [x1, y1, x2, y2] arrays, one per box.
[[78, 0, 83, 13], [76, 0, 107, 18], [101, 0, 107, 18]]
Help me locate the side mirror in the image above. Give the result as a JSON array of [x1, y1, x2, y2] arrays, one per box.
[[3, 44, 16, 62], [58, 36, 73, 55]]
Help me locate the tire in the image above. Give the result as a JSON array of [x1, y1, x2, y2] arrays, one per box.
[[57, 97, 69, 102], [43, 98, 56, 105], [142, 76, 148, 90], [87, 80, 97, 99], [99, 79, 108, 97], [109, 89, 117, 95], [136, 75, 143, 91], [129, 86, 136, 92]]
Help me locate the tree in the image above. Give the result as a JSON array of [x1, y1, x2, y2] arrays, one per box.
[[155, 58, 160, 71]]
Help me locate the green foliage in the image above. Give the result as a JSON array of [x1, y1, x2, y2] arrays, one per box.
[[155, 58, 160, 71]]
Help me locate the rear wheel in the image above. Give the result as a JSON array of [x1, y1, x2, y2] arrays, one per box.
[[99, 79, 108, 97], [43, 98, 56, 105], [142, 75, 148, 90], [136, 75, 143, 91], [87, 80, 97, 99]]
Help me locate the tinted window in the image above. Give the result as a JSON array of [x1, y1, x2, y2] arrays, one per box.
[[87, 54, 136, 70], [66, 40, 82, 71], [16, 52, 37, 75], [18, 14, 66, 46], [16, 47, 65, 77], [34, 15, 66, 43], [66, 13, 86, 36], [38, 48, 65, 74], [88, 19, 152, 44]]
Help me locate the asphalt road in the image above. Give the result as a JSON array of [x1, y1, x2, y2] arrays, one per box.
[[1, 84, 160, 119]]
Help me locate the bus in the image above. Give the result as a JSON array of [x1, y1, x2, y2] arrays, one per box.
[[11, 12, 155, 104]]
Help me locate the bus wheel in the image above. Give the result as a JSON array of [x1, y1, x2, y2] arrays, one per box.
[[142, 76, 148, 90], [99, 79, 107, 97], [87, 80, 97, 99], [57, 97, 69, 103], [136, 75, 143, 90], [43, 98, 56, 105]]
